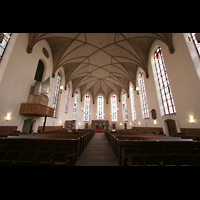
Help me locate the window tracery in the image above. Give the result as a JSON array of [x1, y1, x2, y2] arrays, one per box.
[[190, 33, 200, 57], [154, 47, 176, 115], [97, 95, 104, 120], [138, 71, 149, 119], [65, 83, 70, 113], [130, 83, 136, 121], [0, 33, 11, 60], [84, 94, 90, 121], [53, 70, 61, 118], [73, 90, 79, 120], [122, 90, 128, 122], [111, 95, 117, 122]]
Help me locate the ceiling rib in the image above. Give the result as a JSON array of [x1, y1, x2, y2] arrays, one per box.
[[27, 33, 174, 102]]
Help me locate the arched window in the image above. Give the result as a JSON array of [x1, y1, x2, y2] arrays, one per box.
[[190, 33, 200, 57], [34, 60, 44, 82], [65, 83, 70, 113], [84, 94, 90, 121], [153, 47, 176, 115], [73, 90, 79, 120], [138, 71, 149, 119], [111, 95, 117, 122], [0, 33, 11, 60], [97, 95, 104, 119], [53, 70, 61, 118], [130, 83, 136, 121], [122, 90, 128, 122]]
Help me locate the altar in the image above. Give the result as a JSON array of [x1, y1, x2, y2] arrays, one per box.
[[92, 120, 109, 130]]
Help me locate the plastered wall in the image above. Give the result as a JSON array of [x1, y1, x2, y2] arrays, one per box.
[[1, 33, 200, 134]]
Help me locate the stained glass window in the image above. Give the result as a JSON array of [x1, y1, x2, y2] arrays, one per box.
[[190, 33, 200, 57], [84, 94, 90, 121], [65, 83, 70, 113], [53, 70, 61, 118], [0, 33, 11, 60], [130, 83, 136, 121], [138, 71, 149, 119], [73, 90, 79, 120], [154, 47, 176, 115], [97, 95, 104, 120], [111, 95, 117, 121], [122, 90, 128, 122]]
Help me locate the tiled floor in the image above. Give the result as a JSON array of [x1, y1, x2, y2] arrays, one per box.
[[75, 134, 120, 166]]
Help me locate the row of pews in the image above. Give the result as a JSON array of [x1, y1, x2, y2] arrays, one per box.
[[105, 129, 200, 166], [0, 128, 95, 166]]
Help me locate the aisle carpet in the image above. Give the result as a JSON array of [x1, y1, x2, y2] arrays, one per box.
[[96, 129, 104, 134], [75, 133, 119, 166]]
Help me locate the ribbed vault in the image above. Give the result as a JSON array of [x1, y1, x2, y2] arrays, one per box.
[[27, 33, 174, 103]]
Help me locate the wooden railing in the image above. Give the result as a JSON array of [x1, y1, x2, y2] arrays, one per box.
[[19, 103, 54, 117]]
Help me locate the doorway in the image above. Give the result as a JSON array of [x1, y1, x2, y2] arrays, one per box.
[[124, 123, 127, 129], [22, 119, 36, 134], [165, 119, 177, 136]]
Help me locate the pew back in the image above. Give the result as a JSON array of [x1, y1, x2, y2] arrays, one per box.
[[0, 126, 18, 133], [117, 140, 200, 165]]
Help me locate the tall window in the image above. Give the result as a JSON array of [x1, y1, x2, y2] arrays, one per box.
[[130, 83, 136, 121], [73, 90, 79, 120], [97, 95, 104, 119], [190, 33, 200, 57], [111, 95, 117, 121], [53, 70, 61, 118], [0, 33, 11, 60], [84, 94, 90, 121], [138, 71, 149, 119], [154, 47, 176, 115], [65, 83, 70, 113], [122, 90, 128, 122]]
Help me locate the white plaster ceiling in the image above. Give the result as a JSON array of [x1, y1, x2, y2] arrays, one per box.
[[27, 33, 174, 103]]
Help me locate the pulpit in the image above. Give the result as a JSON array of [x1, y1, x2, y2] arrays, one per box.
[[19, 77, 53, 133]]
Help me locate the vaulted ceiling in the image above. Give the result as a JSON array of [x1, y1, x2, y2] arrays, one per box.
[[27, 33, 174, 103]]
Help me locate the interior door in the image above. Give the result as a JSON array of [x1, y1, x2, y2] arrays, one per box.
[[166, 119, 177, 136], [124, 123, 127, 129]]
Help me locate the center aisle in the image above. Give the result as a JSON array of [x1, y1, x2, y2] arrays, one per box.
[[75, 133, 120, 166]]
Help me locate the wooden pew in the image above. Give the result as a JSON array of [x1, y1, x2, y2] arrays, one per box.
[[0, 126, 18, 133], [180, 128, 200, 140], [0, 137, 80, 166], [40, 129, 95, 153], [0, 128, 95, 166], [132, 127, 163, 135], [105, 129, 200, 166], [105, 129, 164, 146], [0, 143, 72, 166], [105, 130, 167, 153], [116, 140, 198, 166], [37, 126, 63, 133], [0, 131, 27, 137]]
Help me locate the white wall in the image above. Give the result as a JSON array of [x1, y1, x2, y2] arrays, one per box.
[[72, 89, 134, 130], [132, 33, 200, 135], [0, 33, 54, 132], [1, 33, 200, 134]]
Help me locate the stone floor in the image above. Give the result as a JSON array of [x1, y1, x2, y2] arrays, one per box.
[[75, 133, 120, 166]]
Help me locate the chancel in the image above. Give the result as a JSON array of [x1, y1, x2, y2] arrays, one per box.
[[0, 33, 200, 166]]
